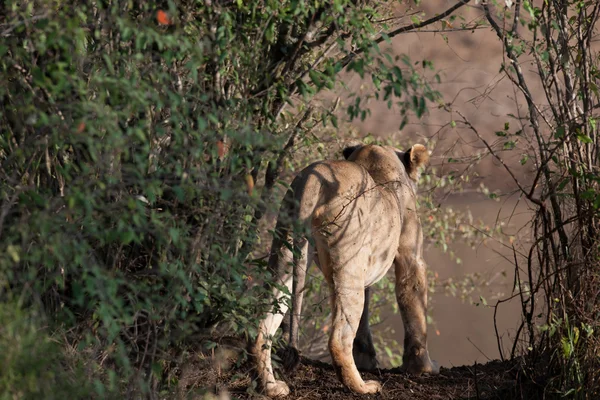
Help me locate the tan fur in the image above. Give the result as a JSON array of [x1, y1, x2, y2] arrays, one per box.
[[251, 144, 437, 397]]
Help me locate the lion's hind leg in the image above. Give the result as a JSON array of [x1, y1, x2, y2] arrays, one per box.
[[276, 236, 313, 375], [252, 238, 295, 397], [328, 282, 381, 394], [353, 287, 378, 371], [394, 253, 438, 375], [253, 286, 292, 396]]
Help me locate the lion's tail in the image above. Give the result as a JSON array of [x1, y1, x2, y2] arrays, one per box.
[[283, 230, 309, 373], [273, 181, 316, 374]]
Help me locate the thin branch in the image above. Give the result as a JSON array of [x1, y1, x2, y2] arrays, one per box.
[[454, 109, 544, 208], [511, 0, 522, 36], [372, 11, 420, 24], [399, 26, 487, 33], [274, 40, 338, 119], [493, 297, 506, 361], [1, 12, 49, 37], [0, 191, 20, 241], [303, 22, 337, 50], [483, 1, 571, 272], [337, 0, 472, 69], [266, 107, 315, 190], [467, 337, 492, 361]]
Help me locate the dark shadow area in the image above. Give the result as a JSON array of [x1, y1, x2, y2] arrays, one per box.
[[183, 352, 543, 400]]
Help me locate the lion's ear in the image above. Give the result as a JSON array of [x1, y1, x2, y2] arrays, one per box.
[[342, 145, 362, 160], [404, 144, 429, 181]]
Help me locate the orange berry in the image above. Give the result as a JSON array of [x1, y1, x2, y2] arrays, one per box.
[[157, 10, 171, 25]]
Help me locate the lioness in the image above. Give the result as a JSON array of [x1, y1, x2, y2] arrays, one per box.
[[252, 144, 437, 397]]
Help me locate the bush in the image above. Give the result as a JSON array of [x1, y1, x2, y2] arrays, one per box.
[[0, 0, 451, 395], [477, 1, 600, 397], [0, 302, 94, 399]]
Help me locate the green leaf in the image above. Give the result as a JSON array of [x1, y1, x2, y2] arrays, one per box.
[[103, 54, 115, 75], [169, 228, 180, 244], [308, 69, 321, 86], [594, 195, 600, 210], [503, 141, 516, 150], [580, 189, 596, 200], [7, 245, 20, 262], [120, 230, 135, 245], [479, 296, 488, 306], [576, 133, 593, 143]]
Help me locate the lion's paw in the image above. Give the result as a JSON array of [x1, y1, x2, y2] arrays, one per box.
[[402, 349, 438, 376], [265, 380, 290, 398], [362, 380, 382, 394]]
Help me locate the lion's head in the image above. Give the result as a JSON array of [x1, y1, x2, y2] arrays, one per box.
[[342, 143, 429, 183]]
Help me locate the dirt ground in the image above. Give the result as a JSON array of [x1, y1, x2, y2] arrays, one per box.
[[236, 358, 525, 400], [175, 345, 541, 400]]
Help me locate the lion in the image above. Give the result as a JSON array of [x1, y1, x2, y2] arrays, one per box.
[[251, 143, 438, 397]]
